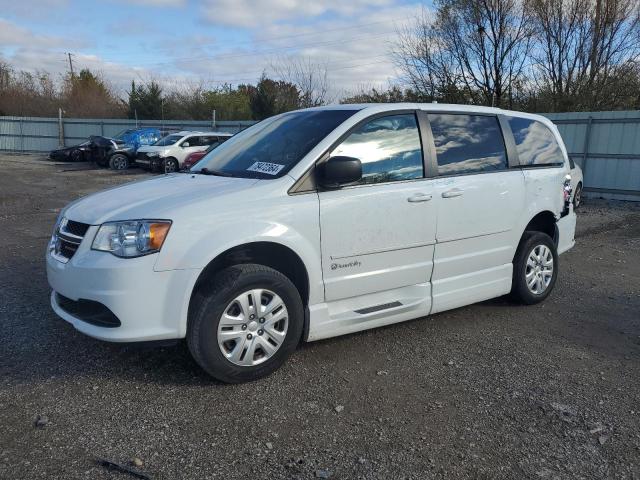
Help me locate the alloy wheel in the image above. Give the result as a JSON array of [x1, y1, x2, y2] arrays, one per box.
[[164, 159, 178, 173], [574, 185, 582, 208], [111, 155, 127, 170]]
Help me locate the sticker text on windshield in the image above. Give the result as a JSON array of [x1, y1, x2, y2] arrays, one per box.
[[247, 162, 285, 176]]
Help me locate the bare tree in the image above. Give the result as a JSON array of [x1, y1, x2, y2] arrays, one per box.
[[270, 56, 332, 107], [530, 0, 640, 111], [393, 7, 466, 102], [393, 0, 534, 107]]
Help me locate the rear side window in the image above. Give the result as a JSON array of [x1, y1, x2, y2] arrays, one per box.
[[201, 136, 219, 145], [507, 117, 564, 166], [331, 113, 423, 185], [428, 114, 507, 176], [183, 136, 200, 147]]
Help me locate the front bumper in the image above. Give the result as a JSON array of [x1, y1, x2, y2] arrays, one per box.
[[46, 229, 200, 342], [135, 157, 160, 170]]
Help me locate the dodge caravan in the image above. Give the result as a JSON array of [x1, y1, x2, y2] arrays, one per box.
[[47, 104, 576, 383]]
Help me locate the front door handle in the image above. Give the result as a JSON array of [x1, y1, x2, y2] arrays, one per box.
[[442, 188, 463, 198], [407, 193, 433, 203]]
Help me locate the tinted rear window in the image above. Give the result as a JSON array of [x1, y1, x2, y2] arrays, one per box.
[[429, 114, 507, 175], [507, 117, 564, 166]]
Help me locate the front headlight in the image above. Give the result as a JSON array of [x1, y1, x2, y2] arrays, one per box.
[[92, 220, 171, 258], [49, 212, 65, 252]]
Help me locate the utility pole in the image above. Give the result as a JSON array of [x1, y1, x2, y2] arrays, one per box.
[[67, 53, 75, 78]]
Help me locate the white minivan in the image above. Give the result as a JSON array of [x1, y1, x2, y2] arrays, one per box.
[[47, 104, 577, 383]]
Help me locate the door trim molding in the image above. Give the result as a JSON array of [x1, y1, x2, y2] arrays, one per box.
[[330, 241, 436, 260]]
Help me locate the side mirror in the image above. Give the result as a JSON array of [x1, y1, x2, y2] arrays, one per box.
[[182, 142, 190, 148], [319, 156, 362, 188]]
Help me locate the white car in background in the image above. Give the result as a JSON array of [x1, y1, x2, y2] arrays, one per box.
[[568, 158, 584, 208], [136, 131, 233, 173]]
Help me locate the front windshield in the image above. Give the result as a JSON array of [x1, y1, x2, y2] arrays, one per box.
[[193, 109, 358, 178], [154, 134, 182, 146]]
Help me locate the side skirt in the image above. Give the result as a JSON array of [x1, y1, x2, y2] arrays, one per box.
[[306, 283, 430, 341]]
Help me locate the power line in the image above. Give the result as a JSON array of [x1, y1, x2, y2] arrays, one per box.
[[156, 58, 394, 87]]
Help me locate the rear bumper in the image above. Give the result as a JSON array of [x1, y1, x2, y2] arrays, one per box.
[[47, 238, 200, 342], [557, 211, 577, 255]]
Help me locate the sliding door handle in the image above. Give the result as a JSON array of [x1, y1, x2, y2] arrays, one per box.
[[442, 188, 463, 198], [407, 193, 433, 203]]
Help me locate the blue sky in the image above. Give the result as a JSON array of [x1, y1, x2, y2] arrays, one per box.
[[0, 0, 428, 97]]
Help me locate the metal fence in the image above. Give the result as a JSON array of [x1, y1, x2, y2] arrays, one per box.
[[1, 111, 639, 201], [543, 111, 640, 202], [0, 116, 254, 153]]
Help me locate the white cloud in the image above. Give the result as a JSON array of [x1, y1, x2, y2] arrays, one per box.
[[0, 18, 67, 48], [114, 0, 186, 6], [0, 2, 425, 100], [0, 0, 69, 19], [200, 0, 394, 28]]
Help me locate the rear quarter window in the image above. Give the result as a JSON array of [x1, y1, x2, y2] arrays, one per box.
[[428, 114, 507, 176], [507, 117, 564, 167]]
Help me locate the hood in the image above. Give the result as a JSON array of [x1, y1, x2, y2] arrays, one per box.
[[63, 173, 260, 225]]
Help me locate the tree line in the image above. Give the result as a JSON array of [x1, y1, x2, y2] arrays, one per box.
[[0, 57, 330, 121], [1, 0, 639, 119], [382, 0, 640, 111]]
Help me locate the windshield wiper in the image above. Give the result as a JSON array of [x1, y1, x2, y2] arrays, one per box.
[[194, 167, 233, 177]]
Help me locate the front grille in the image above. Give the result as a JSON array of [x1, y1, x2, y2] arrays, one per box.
[[58, 237, 80, 258], [64, 220, 90, 237], [53, 218, 90, 261], [56, 293, 121, 328], [136, 152, 149, 160]]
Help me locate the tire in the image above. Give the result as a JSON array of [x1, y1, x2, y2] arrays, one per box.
[[187, 264, 304, 383], [511, 231, 558, 305], [573, 182, 582, 209], [70, 149, 83, 162], [163, 157, 179, 173], [109, 153, 129, 170]]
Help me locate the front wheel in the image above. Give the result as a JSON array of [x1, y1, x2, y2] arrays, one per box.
[[163, 157, 179, 173], [511, 231, 558, 305], [187, 264, 303, 383], [109, 153, 129, 170]]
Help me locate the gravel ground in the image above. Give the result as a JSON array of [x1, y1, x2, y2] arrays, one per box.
[[1, 153, 639, 480]]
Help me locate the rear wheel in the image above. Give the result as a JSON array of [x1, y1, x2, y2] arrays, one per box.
[[187, 264, 303, 383], [109, 153, 129, 170], [511, 231, 558, 305], [573, 182, 583, 209], [70, 149, 83, 162]]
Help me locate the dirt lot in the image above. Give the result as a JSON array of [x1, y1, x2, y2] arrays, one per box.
[[0, 153, 639, 480]]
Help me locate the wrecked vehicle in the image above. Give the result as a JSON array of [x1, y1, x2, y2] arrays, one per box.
[[48, 141, 94, 162], [94, 128, 163, 170]]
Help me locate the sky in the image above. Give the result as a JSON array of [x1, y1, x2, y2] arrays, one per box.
[[0, 0, 428, 99]]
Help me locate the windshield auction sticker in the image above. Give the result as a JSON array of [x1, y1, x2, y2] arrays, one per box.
[[247, 162, 285, 175]]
